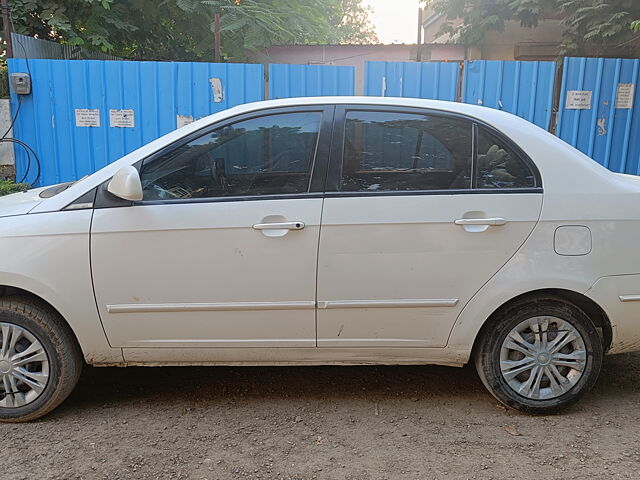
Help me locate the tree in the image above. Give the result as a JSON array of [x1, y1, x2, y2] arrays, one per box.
[[177, 0, 377, 59], [330, 0, 379, 44], [6, 0, 377, 61], [560, 0, 640, 54], [9, 0, 137, 52], [425, 0, 640, 55], [8, 0, 226, 60]]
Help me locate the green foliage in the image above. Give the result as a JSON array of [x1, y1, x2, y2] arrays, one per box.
[[561, 0, 640, 54], [329, 0, 379, 44], [7, 0, 377, 62], [0, 65, 8, 99], [9, 0, 211, 60], [10, 0, 135, 53], [425, 0, 640, 55], [207, 0, 341, 59], [0, 180, 29, 197], [169, 0, 378, 60]]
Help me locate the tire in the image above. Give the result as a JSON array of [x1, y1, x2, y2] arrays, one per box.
[[0, 296, 83, 422], [475, 296, 603, 414]]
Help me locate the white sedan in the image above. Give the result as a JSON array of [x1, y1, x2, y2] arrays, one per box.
[[0, 97, 638, 421]]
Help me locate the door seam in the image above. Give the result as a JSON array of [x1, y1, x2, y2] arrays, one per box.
[[314, 105, 337, 347]]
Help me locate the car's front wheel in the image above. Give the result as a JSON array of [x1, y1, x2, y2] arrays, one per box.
[[0, 296, 83, 422], [475, 297, 603, 414]]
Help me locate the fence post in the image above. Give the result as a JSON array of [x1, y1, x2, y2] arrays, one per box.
[[456, 62, 464, 102]]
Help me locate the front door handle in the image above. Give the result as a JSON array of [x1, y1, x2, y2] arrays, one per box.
[[253, 221, 305, 231], [454, 217, 507, 226]]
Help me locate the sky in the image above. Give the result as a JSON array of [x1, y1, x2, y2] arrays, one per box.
[[363, 0, 422, 44]]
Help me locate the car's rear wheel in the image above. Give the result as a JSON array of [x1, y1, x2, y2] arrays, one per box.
[[0, 297, 83, 422], [475, 297, 603, 414]]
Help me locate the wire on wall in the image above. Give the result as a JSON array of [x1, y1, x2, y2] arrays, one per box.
[[3, 14, 41, 186]]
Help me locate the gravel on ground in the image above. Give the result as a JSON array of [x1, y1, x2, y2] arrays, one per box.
[[2, 352, 640, 479]]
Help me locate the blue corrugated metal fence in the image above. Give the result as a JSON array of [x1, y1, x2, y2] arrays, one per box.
[[7, 59, 264, 186], [364, 61, 459, 101], [7, 56, 640, 186], [557, 57, 640, 175], [269, 64, 354, 99], [364, 60, 556, 130], [462, 60, 556, 130]]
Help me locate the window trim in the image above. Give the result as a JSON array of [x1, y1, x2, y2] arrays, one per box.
[[323, 188, 543, 199], [95, 105, 335, 208], [471, 122, 478, 189], [326, 105, 542, 196]]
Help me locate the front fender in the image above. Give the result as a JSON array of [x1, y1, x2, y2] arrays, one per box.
[[0, 210, 123, 364]]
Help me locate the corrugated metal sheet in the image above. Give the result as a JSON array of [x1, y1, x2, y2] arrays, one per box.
[[7, 59, 263, 186], [556, 57, 640, 174], [268, 64, 354, 99], [364, 61, 459, 101], [462, 60, 556, 130], [11, 33, 121, 61]]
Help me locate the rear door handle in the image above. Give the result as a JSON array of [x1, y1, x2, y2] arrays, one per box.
[[253, 221, 305, 231], [454, 217, 507, 226]]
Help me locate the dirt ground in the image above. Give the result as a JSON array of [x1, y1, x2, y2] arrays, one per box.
[[2, 352, 640, 480]]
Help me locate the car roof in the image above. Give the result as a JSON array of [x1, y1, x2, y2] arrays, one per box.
[[217, 96, 513, 124]]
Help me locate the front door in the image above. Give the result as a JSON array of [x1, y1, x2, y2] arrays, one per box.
[[91, 107, 333, 348], [316, 107, 543, 348]]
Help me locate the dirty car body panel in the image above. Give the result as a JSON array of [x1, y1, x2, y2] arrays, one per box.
[[1, 97, 640, 419]]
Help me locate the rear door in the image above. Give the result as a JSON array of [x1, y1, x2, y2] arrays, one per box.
[[316, 106, 543, 347]]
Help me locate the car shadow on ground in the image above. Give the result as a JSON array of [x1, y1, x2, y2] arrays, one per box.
[[55, 351, 640, 416]]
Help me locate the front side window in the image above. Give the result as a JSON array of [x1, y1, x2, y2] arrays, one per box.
[[476, 126, 536, 189], [140, 112, 322, 200], [340, 111, 473, 192]]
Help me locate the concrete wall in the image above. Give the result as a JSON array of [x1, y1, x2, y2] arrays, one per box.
[[481, 20, 562, 60], [0, 99, 15, 176], [421, 8, 563, 61]]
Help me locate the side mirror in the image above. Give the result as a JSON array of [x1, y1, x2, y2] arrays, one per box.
[[107, 166, 143, 201]]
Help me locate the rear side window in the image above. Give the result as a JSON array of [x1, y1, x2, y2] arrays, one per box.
[[476, 126, 536, 189], [140, 112, 322, 200], [341, 111, 473, 192]]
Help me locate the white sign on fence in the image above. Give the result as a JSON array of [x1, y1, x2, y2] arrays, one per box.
[[616, 83, 635, 109], [176, 114, 195, 129], [109, 109, 135, 128], [75, 109, 100, 127], [209, 78, 224, 103], [566, 91, 593, 110]]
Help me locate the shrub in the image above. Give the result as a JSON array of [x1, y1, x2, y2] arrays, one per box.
[[0, 64, 8, 99], [0, 179, 29, 197]]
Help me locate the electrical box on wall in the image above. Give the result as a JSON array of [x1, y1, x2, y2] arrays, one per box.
[[9, 73, 31, 95]]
